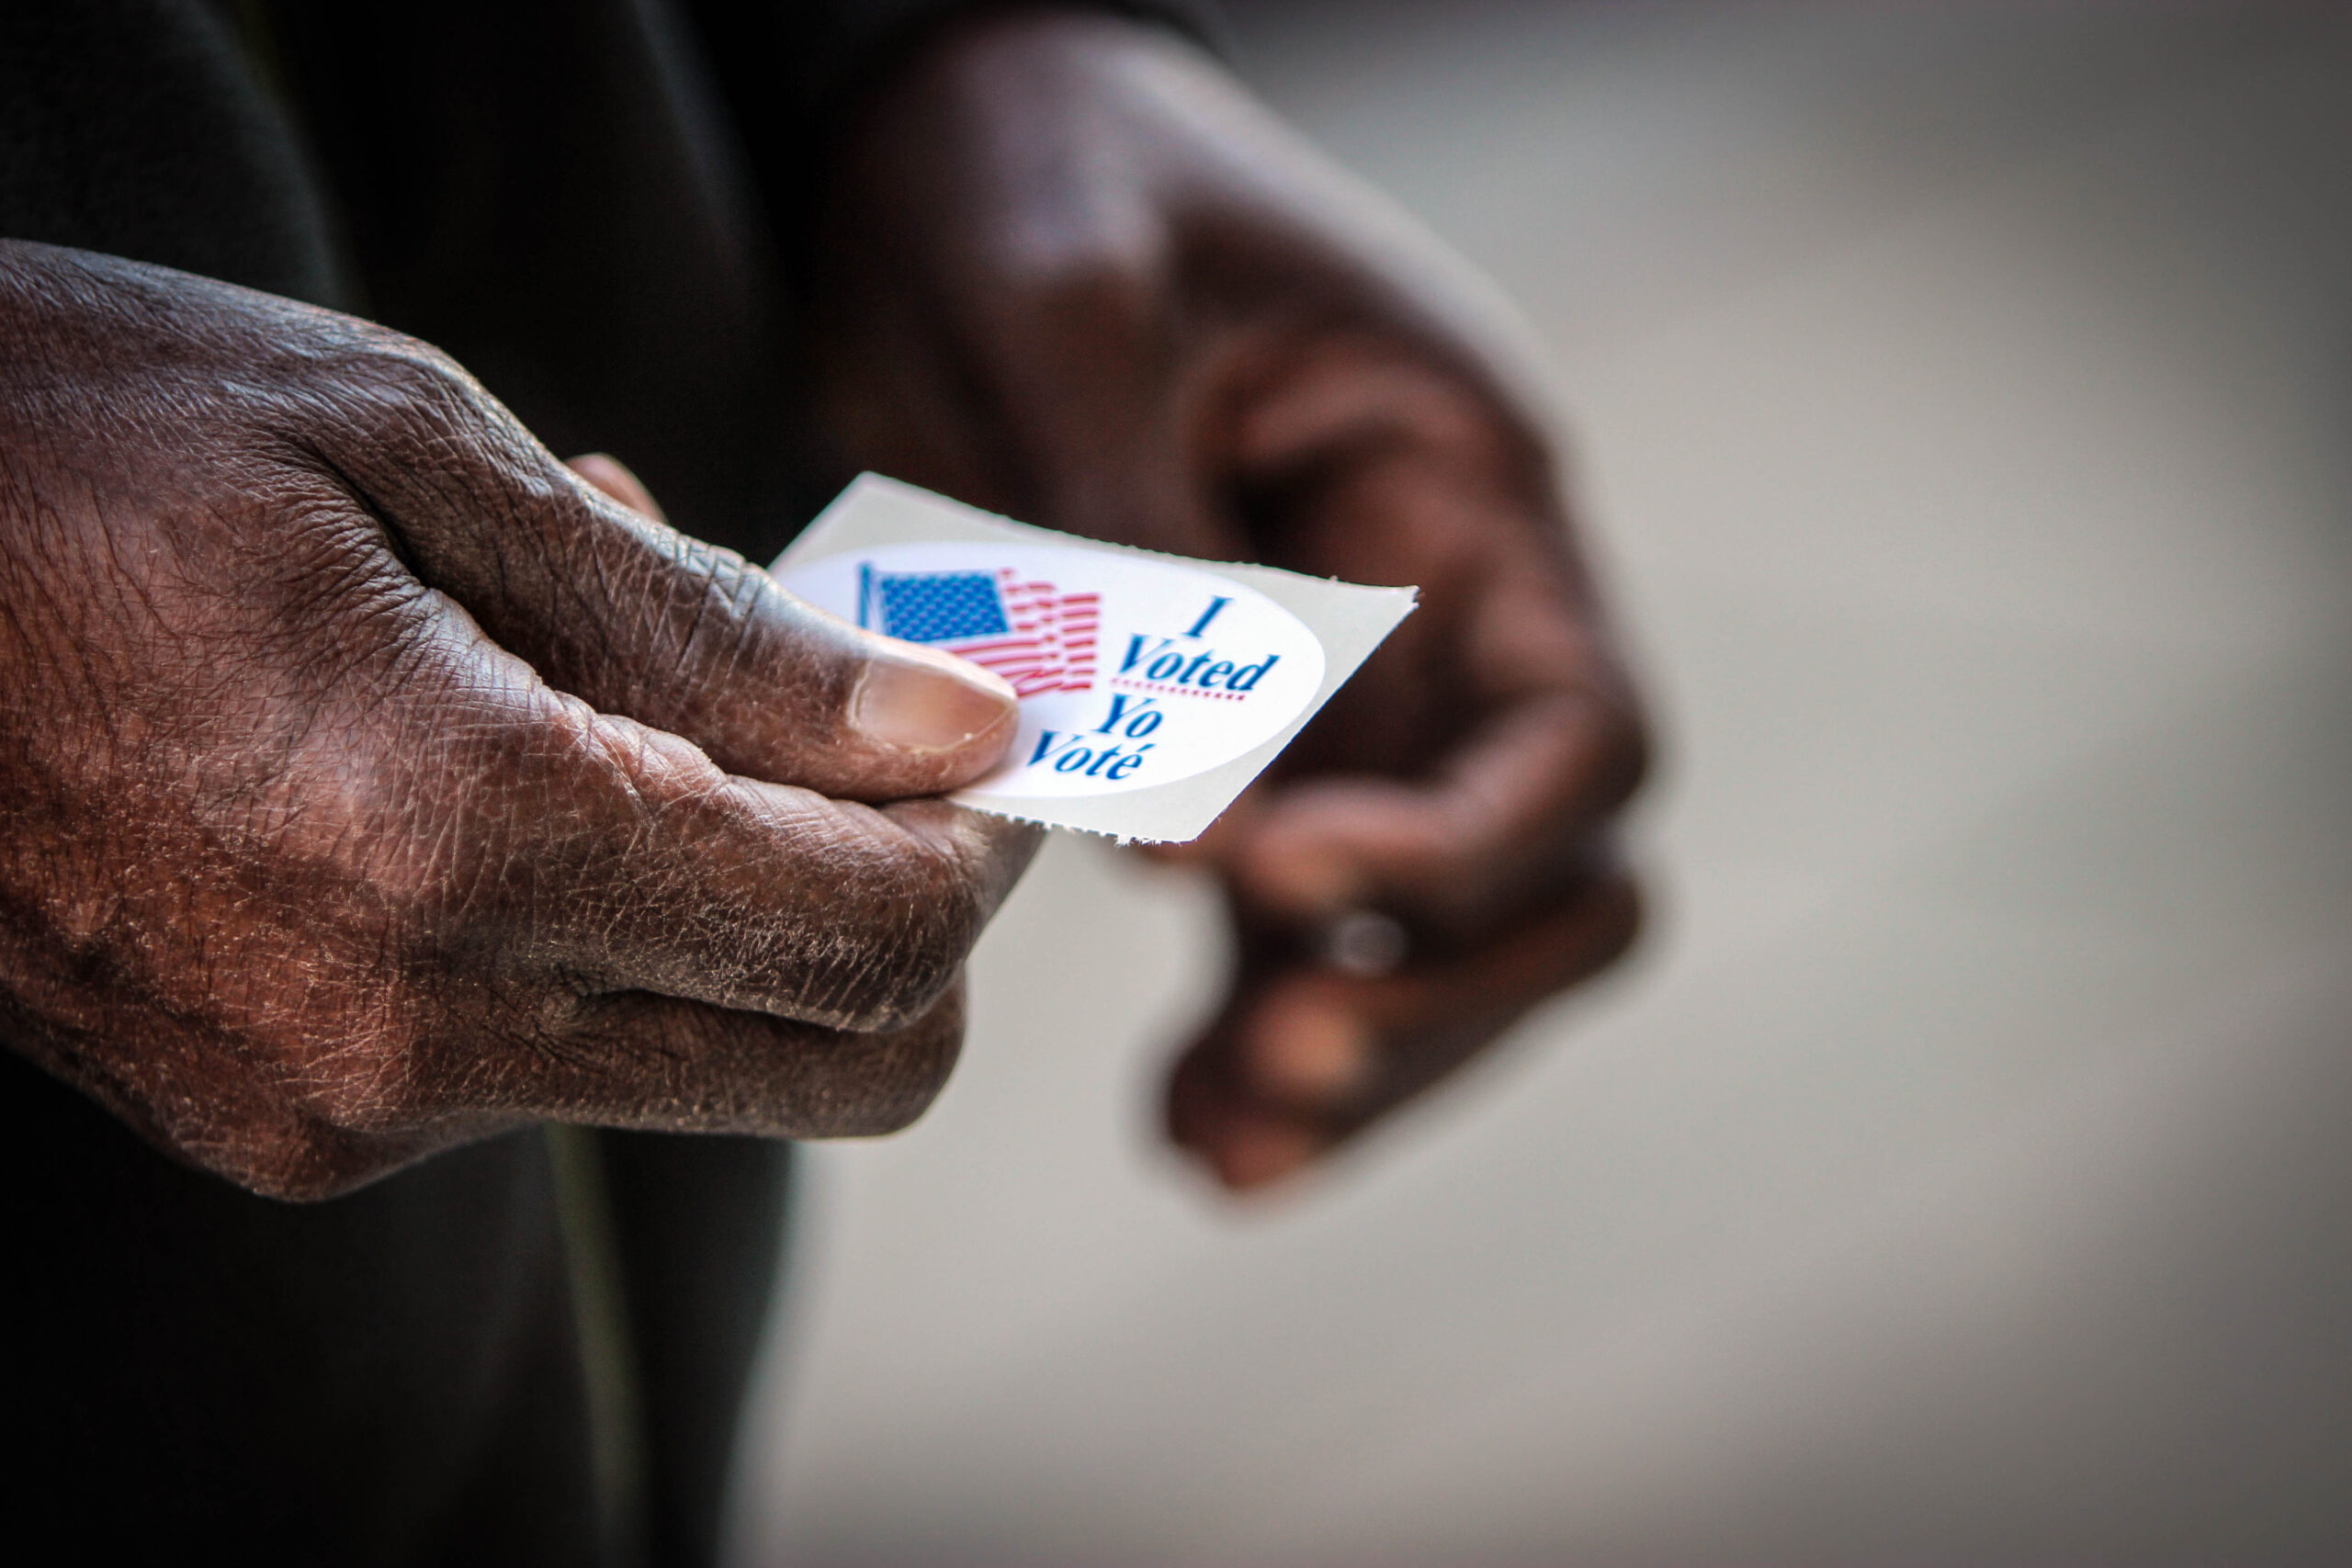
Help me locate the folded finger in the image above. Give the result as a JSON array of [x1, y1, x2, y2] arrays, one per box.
[[1202, 443, 1646, 931], [1168, 865, 1639, 1190], [1230, 681, 1642, 933], [355, 603, 1040, 1033], [488, 979, 972, 1141], [496, 727, 1039, 1032]]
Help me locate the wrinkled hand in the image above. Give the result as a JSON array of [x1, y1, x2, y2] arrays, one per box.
[[814, 11, 1648, 1190], [0, 241, 1036, 1200]]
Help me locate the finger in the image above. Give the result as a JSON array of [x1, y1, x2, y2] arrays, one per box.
[[480, 698, 1042, 1031], [420, 978, 976, 1141], [327, 581, 1042, 1032], [567, 452, 667, 524], [1169, 871, 1637, 1190], [1232, 682, 1642, 931], [1168, 866, 1639, 1190], [311, 356, 1016, 802], [1211, 448, 1646, 932], [1250, 867, 1639, 1114]]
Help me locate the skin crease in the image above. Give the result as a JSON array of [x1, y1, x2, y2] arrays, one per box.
[[813, 10, 1650, 1190], [0, 241, 1039, 1201]]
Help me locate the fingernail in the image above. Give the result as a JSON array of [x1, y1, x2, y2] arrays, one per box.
[[1213, 1119, 1326, 1190], [1251, 999, 1373, 1105], [851, 653, 1018, 753]]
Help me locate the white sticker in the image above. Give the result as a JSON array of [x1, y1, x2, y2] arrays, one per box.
[[773, 476, 1416, 843]]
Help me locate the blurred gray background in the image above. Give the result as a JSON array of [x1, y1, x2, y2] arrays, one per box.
[[732, 4, 2352, 1562]]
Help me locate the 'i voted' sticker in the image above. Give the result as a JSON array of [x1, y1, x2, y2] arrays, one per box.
[[773, 476, 1417, 843], [781, 543, 1323, 796]]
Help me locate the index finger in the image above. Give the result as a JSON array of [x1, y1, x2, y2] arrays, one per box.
[[345, 598, 1041, 1036], [486, 705, 1042, 1034], [1193, 458, 1647, 935]]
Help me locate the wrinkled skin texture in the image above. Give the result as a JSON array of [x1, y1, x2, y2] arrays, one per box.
[[0, 241, 1037, 1199], [817, 11, 1650, 1190]]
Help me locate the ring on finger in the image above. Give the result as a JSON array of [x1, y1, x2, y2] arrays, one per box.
[[1318, 908, 1411, 978]]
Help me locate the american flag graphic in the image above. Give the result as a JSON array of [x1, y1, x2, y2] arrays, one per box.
[[858, 564, 1098, 697]]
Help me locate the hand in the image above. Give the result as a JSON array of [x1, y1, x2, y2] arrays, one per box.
[[0, 241, 1037, 1200], [811, 11, 1648, 1190]]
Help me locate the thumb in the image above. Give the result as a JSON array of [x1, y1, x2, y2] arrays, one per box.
[[330, 396, 1017, 801], [570, 452, 1024, 797]]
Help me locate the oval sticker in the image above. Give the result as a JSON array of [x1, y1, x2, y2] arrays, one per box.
[[777, 540, 1327, 798]]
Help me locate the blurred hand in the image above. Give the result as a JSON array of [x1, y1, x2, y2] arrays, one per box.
[[0, 241, 1036, 1200], [814, 10, 1647, 1190]]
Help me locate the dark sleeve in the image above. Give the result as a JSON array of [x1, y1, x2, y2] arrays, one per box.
[[677, 0, 1224, 259], [686, 0, 1221, 126], [0, 0, 347, 308]]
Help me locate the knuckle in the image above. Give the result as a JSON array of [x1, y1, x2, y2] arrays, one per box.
[[990, 191, 1158, 280], [604, 533, 777, 698], [300, 334, 545, 517], [314, 333, 481, 435], [179, 1096, 400, 1201], [270, 980, 448, 1134], [258, 740, 474, 953], [363, 689, 616, 938], [806, 985, 967, 1138], [817, 906, 979, 1033], [1582, 679, 1653, 816], [223, 1137, 375, 1202], [815, 876, 987, 1034], [301, 1043, 431, 1133], [351, 329, 474, 402], [1575, 865, 1644, 975], [1604, 707, 1653, 812]]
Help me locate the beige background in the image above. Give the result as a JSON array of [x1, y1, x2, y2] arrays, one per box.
[[733, 5, 2352, 1561]]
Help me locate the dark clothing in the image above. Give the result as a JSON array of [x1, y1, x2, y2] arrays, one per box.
[[0, 1, 1203, 1563], [2, 1048, 609, 1565]]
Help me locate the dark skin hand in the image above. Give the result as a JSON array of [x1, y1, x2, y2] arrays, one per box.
[[814, 12, 1650, 1191], [0, 240, 1037, 1200]]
